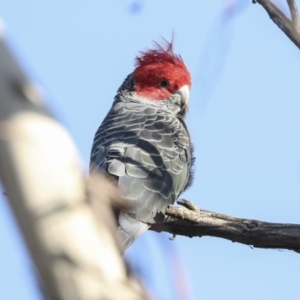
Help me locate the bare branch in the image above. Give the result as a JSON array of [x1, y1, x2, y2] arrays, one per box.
[[287, 0, 300, 30], [254, 0, 300, 49], [150, 200, 300, 253]]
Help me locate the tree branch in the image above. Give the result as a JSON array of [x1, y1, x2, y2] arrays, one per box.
[[150, 200, 300, 253], [254, 0, 300, 49], [287, 0, 300, 30]]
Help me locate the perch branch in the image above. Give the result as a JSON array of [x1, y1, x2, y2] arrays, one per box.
[[150, 200, 300, 253], [254, 0, 300, 49]]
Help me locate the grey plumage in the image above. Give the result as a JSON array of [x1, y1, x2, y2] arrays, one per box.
[[90, 73, 194, 249]]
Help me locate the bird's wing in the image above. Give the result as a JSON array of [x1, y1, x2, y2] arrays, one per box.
[[90, 102, 192, 223]]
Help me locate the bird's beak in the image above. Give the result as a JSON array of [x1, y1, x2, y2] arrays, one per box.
[[176, 85, 189, 106]]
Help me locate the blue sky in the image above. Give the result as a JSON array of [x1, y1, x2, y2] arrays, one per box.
[[1, 1, 300, 299]]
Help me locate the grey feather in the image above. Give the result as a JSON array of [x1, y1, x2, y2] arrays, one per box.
[[90, 73, 195, 249], [108, 159, 126, 177]]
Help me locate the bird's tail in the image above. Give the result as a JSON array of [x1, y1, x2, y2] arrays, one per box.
[[118, 211, 149, 250]]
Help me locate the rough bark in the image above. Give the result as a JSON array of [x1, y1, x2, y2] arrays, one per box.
[[150, 200, 300, 253]]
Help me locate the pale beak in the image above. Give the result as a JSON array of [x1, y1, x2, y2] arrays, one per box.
[[176, 85, 189, 105]]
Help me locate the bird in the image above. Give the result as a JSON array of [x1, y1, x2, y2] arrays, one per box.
[[90, 38, 195, 250]]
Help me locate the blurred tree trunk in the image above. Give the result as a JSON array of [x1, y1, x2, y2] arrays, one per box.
[[0, 25, 147, 300]]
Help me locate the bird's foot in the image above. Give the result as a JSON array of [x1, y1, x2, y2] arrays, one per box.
[[169, 234, 177, 241], [177, 199, 199, 211]]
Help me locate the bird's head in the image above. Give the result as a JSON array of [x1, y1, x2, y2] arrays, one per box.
[[131, 39, 191, 116]]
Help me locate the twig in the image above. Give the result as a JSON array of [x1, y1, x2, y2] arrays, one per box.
[[254, 0, 300, 49], [151, 200, 300, 253], [287, 0, 300, 30]]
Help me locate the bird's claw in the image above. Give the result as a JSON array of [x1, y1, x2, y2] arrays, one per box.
[[177, 199, 199, 211], [169, 234, 177, 241]]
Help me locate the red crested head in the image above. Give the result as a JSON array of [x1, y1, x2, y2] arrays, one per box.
[[133, 39, 191, 101]]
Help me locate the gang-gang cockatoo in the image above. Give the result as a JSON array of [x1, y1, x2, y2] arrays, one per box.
[[90, 39, 194, 250]]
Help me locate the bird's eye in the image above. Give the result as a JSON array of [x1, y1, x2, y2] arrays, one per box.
[[159, 80, 169, 88]]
